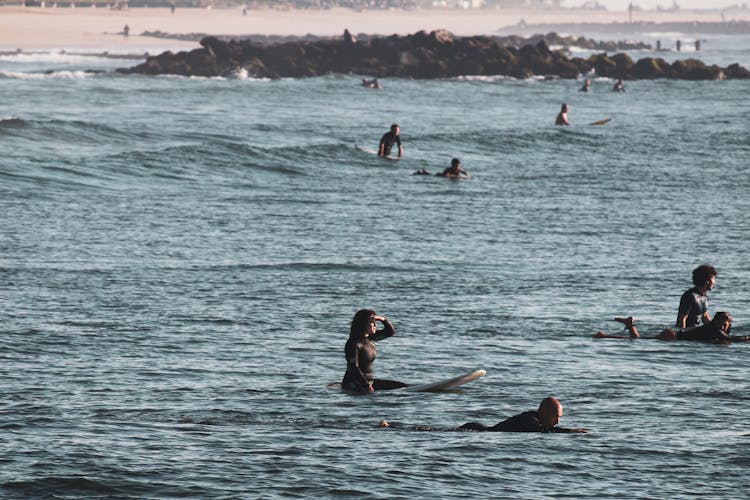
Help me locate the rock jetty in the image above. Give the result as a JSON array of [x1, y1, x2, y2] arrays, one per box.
[[117, 29, 750, 81]]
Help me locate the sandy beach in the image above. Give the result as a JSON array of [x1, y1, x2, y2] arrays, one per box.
[[1, 5, 748, 52]]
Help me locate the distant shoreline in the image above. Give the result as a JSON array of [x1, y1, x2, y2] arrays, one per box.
[[2, 5, 750, 52], [497, 20, 750, 36]]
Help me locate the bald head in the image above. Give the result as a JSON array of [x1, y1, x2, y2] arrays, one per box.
[[538, 397, 563, 429]]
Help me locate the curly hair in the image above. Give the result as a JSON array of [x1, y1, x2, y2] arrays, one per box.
[[692, 264, 717, 287]]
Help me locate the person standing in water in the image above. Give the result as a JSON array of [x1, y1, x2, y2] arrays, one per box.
[[341, 309, 406, 393], [555, 103, 570, 126], [378, 123, 403, 159]]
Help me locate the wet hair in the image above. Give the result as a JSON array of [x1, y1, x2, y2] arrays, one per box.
[[657, 328, 677, 341], [390, 123, 399, 132], [692, 264, 717, 287], [451, 158, 460, 167], [561, 103, 568, 111], [713, 311, 732, 324], [350, 309, 376, 339]]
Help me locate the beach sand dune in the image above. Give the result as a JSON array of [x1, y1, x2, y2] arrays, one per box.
[[1, 5, 745, 52]]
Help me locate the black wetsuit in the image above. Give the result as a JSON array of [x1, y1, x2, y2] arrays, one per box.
[[677, 323, 749, 342], [458, 410, 576, 433], [378, 131, 401, 156], [677, 287, 708, 328], [341, 321, 406, 392]]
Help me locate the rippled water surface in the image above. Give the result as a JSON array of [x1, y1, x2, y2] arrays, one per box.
[[1, 43, 749, 498]]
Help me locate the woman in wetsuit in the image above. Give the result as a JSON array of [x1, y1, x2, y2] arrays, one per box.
[[341, 309, 407, 393]]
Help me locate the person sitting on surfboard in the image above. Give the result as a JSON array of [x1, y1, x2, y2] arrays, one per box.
[[594, 312, 748, 342], [579, 79, 591, 92], [436, 158, 469, 178], [378, 124, 402, 159], [341, 309, 407, 393], [676, 264, 716, 330], [458, 397, 587, 433], [555, 104, 570, 126]]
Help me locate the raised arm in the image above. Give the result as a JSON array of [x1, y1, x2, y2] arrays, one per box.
[[370, 316, 395, 342]]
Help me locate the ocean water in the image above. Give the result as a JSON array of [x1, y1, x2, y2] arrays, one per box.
[[1, 39, 749, 499]]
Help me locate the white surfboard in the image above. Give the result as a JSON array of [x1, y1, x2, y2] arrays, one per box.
[[355, 145, 400, 160], [402, 369, 486, 392]]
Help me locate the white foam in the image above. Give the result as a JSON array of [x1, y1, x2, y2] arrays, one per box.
[[0, 52, 112, 64], [0, 70, 95, 79]]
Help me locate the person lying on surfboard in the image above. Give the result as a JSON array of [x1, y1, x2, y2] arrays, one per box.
[[341, 309, 407, 393], [378, 124, 403, 159], [594, 311, 748, 342], [555, 103, 570, 126], [435, 158, 469, 178], [458, 397, 587, 433]]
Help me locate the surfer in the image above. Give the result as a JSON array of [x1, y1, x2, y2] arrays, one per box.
[[594, 312, 748, 343], [555, 104, 570, 126], [436, 158, 469, 178], [613, 78, 625, 92], [579, 79, 591, 92], [458, 397, 587, 433], [676, 264, 716, 330], [378, 124, 402, 159], [341, 309, 407, 394], [361, 78, 382, 89]]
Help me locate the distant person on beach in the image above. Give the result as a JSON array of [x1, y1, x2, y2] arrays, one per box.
[[341, 309, 406, 394], [613, 78, 625, 92], [555, 103, 570, 126], [579, 79, 591, 92], [594, 312, 748, 343], [122, 24, 130, 37], [170, 2, 175, 14], [435, 158, 469, 178], [676, 264, 716, 330], [378, 124, 402, 159], [459, 397, 587, 433]]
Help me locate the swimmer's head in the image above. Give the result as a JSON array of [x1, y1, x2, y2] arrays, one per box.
[[561, 103, 568, 112], [538, 397, 562, 429], [657, 328, 677, 341], [451, 158, 461, 168], [713, 311, 733, 333], [390, 123, 399, 134]]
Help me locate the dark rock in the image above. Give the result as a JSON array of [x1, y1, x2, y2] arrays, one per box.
[[117, 30, 750, 81]]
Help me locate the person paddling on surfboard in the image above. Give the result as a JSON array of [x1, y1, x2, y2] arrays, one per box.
[[459, 397, 587, 433], [378, 124, 403, 159], [555, 103, 570, 126], [435, 158, 469, 178], [341, 309, 407, 394], [594, 312, 748, 342]]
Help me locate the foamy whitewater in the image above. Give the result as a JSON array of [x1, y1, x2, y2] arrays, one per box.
[[1, 31, 749, 499]]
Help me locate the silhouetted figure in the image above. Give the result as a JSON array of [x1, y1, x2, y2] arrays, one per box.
[[676, 39, 681, 51], [123, 24, 130, 37], [555, 103, 570, 126], [695, 39, 701, 51], [613, 78, 625, 92]]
